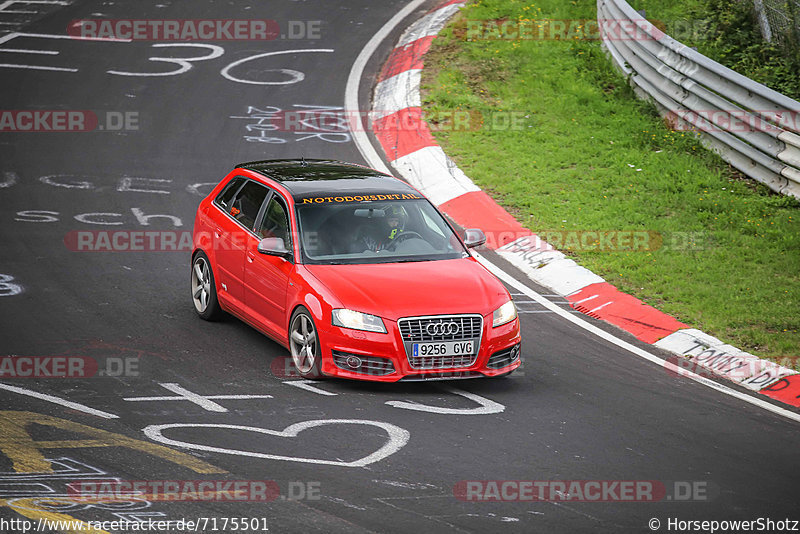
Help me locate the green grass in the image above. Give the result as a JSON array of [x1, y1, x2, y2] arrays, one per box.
[[421, 0, 800, 365]]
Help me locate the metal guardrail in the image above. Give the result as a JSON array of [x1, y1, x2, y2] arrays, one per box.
[[598, 0, 800, 199]]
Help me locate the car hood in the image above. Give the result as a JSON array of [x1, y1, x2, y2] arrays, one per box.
[[304, 257, 509, 322]]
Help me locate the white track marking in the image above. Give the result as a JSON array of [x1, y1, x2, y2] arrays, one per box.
[[123, 382, 273, 412], [220, 48, 333, 85], [0, 48, 58, 54], [143, 420, 410, 467], [0, 31, 131, 44], [0, 62, 75, 71], [108, 43, 223, 77], [39, 174, 93, 189], [587, 301, 613, 314], [372, 68, 421, 119], [0, 382, 118, 418], [386, 387, 504, 415], [0, 1, 69, 12], [283, 380, 337, 396], [396, 3, 463, 46], [390, 145, 480, 205], [0, 457, 107, 480], [571, 294, 599, 305], [344, 0, 428, 174], [474, 252, 800, 424], [514, 300, 574, 306], [519, 310, 581, 314], [0, 273, 22, 296]]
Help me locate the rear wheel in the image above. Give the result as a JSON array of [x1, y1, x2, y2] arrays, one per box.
[[289, 307, 324, 379], [191, 252, 223, 321]]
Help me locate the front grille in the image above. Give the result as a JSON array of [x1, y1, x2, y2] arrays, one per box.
[[400, 371, 484, 381], [398, 315, 483, 343], [487, 344, 521, 369], [408, 354, 476, 369], [398, 314, 483, 370], [331, 350, 395, 376]]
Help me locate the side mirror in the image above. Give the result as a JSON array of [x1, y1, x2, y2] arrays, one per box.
[[463, 228, 486, 249], [257, 237, 292, 259]]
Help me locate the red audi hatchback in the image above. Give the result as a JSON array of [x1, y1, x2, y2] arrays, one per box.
[[191, 159, 521, 381]]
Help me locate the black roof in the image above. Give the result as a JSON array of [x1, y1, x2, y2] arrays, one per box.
[[236, 159, 419, 200]]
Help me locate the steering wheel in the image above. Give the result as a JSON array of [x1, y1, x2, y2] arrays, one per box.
[[386, 231, 424, 250]]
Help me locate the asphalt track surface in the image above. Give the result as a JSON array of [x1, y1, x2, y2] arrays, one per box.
[[0, 1, 798, 533]]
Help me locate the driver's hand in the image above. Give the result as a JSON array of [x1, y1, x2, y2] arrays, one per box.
[[360, 234, 379, 252]]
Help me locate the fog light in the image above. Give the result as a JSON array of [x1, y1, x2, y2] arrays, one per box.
[[345, 355, 363, 369]]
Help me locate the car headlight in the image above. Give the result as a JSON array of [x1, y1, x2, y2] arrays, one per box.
[[332, 309, 387, 333], [492, 300, 517, 327]]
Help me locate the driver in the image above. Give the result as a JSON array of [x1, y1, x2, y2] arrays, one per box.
[[355, 204, 408, 252], [384, 204, 407, 243]]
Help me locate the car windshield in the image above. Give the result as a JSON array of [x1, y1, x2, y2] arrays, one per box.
[[296, 199, 467, 264]]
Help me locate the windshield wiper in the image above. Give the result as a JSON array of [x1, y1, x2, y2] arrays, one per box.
[[393, 258, 431, 263]]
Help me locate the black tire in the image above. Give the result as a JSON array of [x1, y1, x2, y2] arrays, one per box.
[[191, 251, 224, 321], [288, 306, 324, 379]]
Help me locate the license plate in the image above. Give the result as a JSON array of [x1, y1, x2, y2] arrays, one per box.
[[412, 341, 474, 358]]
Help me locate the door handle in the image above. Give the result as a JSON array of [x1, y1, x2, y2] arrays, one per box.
[[246, 251, 255, 263], [214, 227, 222, 239]]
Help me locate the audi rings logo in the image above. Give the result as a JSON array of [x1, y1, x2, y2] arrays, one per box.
[[426, 322, 460, 336]]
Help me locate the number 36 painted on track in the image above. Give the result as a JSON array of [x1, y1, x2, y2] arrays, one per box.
[[108, 44, 334, 85], [0, 33, 333, 85]]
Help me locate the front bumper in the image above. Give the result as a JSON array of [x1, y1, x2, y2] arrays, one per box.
[[317, 315, 522, 382]]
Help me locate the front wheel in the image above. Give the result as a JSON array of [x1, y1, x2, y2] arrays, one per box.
[[191, 252, 223, 321], [288, 307, 324, 379]]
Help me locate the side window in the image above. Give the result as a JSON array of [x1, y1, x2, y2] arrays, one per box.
[[229, 180, 269, 230], [214, 176, 245, 210], [257, 196, 291, 248]]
